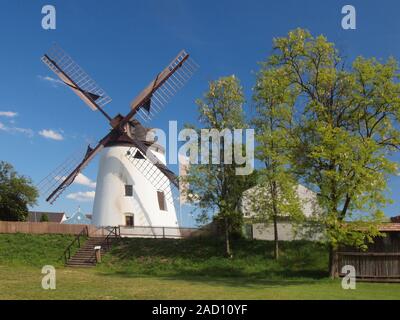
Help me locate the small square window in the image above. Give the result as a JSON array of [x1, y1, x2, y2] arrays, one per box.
[[125, 185, 133, 197]]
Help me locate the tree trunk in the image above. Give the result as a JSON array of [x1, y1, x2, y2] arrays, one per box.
[[271, 180, 279, 260], [273, 214, 279, 260], [329, 245, 339, 279], [224, 217, 232, 258]]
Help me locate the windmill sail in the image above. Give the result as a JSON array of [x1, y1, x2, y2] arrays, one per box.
[[127, 50, 199, 123], [129, 136, 178, 186], [37, 146, 89, 202], [42, 44, 112, 115], [125, 137, 179, 202], [42, 133, 113, 204]]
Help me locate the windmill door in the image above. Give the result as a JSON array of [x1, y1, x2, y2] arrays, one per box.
[[125, 214, 134, 227]]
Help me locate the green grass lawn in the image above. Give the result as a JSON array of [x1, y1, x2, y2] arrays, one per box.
[[0, 233, 80, 267], [1, 234, 400, 299]]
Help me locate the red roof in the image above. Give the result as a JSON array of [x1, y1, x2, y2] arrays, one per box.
[[378, 223, 400, 232], [27, 211, 65, 223]]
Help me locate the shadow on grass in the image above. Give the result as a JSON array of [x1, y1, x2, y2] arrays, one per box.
[[109, 237, 328, 261], [96, 269, 327, 288], [94, 237, 329, 288]]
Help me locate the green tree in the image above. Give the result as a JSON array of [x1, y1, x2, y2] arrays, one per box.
[[0, 161, 38, 221], [248, 66, 303, 260], [265, 28, 400, 277], [40, 213, 49, 222], [182, 75, 256, 257]]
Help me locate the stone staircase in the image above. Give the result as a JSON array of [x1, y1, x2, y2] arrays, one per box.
[[66, 237, 109, 268], [64, 226, 121, 268]]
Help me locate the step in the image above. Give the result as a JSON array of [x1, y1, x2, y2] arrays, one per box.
[[68, 258, 95, 262], [77, 248, 103, 250], [73, 251, 98, 254], [72, 252, 97, 255], [66, 264, 95, 268], [76, 251, 108, 254], [82, 244, 109, 248], [73, 251, 106, 255], [68, 255, 93, 259], [80, 246, 108, 248], [67, 259, 96, 263], [69, 257, 95, 260], [75, 248, 107, 251], [79, 246, 108, 249]]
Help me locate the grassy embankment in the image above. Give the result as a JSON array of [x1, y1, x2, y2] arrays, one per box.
[[1, 233, 400, 299]]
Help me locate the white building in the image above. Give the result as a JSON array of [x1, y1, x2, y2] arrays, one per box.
[[63, 207, 92, 225], [241, 184, 323, 241]]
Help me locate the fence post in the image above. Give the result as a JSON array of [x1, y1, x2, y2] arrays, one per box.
[[163, 227, 165, 239]]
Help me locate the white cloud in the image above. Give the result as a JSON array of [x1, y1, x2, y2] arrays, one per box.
[[66, 191, 95, 202], [39, 129, 64, 141], [0, 111, 18, 118], [54, 173, 96, 189], [37, 75, 63, 87], [74, 173, 96, 188], [0, 121, 34, 137]]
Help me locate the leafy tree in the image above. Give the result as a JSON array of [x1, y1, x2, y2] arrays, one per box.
[[182, 76, 256, 257], [265, 28, 400, 277], [0, 161, 38, 221], [40, 213, 49, 222], [248, 66, 303, 260]]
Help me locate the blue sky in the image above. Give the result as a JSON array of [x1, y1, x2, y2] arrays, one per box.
[[1, 0, 400, 222]]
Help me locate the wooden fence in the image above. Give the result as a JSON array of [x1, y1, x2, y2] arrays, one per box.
[[338, 252, 400, 281], [0, 221, 201, 239], [338, 232, 400, 281], [0, 221, 95, 235]]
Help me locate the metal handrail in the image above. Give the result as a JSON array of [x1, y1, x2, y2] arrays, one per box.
[[101, 226, 121, 251], [63, 226, 89, 264]]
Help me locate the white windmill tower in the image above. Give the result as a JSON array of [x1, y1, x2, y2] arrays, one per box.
[[38, 45, 198, 233]]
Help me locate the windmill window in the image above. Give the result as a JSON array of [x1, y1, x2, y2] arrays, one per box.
[[157, 191, 167, 211], [125, 185, 133, 197]]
